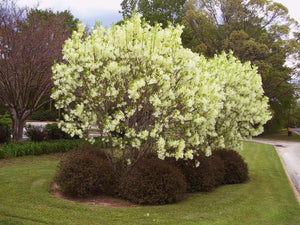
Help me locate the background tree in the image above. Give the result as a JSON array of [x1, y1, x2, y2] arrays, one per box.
[[120, 0, 187, 27], [26, 8, 79, 36], [183, 0, 300, 132], [0, 0, 78, 140], [120, 0, 139, 18]]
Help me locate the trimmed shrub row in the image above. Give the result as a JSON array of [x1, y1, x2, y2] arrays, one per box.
[[167, 150, 219, 192], [0, 137, 107, 159], [0, 139, 86, 158], [119, 157, 187, 205], [55, 147, 187, 204], [168, 150, 248, 193], [55, 145, 117, 197], [212, 149, 249, 184], [25, 123, 78, 142], [0, 123, 11, 144], [54, 147, 249, 205]]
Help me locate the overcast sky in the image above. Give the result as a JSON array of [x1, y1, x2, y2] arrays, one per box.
[[17, 0, 123, 27], [17, 0, 300, 28]]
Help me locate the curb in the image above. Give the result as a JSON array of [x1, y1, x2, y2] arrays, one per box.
[[273, 145, 300, 205], [252, 139, 300, 205]]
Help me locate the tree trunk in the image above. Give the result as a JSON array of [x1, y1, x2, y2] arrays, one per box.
[[12, 117, 25, 141]]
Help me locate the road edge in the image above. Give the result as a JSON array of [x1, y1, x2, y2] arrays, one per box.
[[273, 145, 300, 205], [253, 139, 300, 205]]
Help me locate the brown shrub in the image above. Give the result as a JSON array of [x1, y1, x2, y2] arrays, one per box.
[[119, 157, 187, 205], [55, 144, 117, 197], [167, 151, 216, 192], [212, 149, 249, 184]]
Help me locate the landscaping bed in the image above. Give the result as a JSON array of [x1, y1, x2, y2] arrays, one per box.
[[0, 141, 299, 225]]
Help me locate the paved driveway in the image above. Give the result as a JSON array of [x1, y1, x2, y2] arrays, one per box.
[[254, 139, 300, 203], [292, 128, 300, 135]]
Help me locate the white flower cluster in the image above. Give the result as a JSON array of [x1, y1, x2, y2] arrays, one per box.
[[203, 53, 272, 151], [51, 14, 271, 162]]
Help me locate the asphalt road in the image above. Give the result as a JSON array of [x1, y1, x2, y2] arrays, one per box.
[[254, 139, 300, 203]]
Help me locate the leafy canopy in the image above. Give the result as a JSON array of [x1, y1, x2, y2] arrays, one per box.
[[52, 14, 270, 167], [120, 0, 187, 27]]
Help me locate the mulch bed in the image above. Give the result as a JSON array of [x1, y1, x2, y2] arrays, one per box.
[[50, 182, 136, 207]]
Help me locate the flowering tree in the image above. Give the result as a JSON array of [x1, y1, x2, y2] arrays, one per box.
[[204, 53, 271, 151], [52, 14, 270, 169]]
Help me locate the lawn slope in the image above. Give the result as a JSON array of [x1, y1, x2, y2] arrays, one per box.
[[0, 142, 299, 225]]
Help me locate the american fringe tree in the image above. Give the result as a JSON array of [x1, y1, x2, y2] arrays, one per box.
[[52, 14, 270, 169]]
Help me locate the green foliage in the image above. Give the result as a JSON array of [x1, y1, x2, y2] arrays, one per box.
[[0, 139, 86, 158], [0, 104, 7, 115], [0, 123, 11, 144], [183, 0, 300, 131], [120, 0, 139, 18], [30, 109, 58, 121], [0, 114, 11, 126], [288, 102, 300, 128], [264, 108, 286, 133], [213, 149, 249, 184], [120, 0, 186, 27], [257, 129, 300, 142], [55, 145, 117, 197], [25, 125, 48, 142], [44, 123, 73, 140], [119, 157, 187, 205], [27, 8, 79, 36]]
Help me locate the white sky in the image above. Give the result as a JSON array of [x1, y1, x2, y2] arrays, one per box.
[[17, 0, 123, 27], [17, 0, 300, 27], [275, 0, 300, 23]]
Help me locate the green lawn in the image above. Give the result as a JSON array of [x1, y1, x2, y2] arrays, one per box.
[[0, 142, 299, 225], [256, 130, 300, 142]]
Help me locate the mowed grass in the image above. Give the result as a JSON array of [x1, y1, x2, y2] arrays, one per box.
[[0, 142, 299, 225], [257, 130, 300, 142]]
